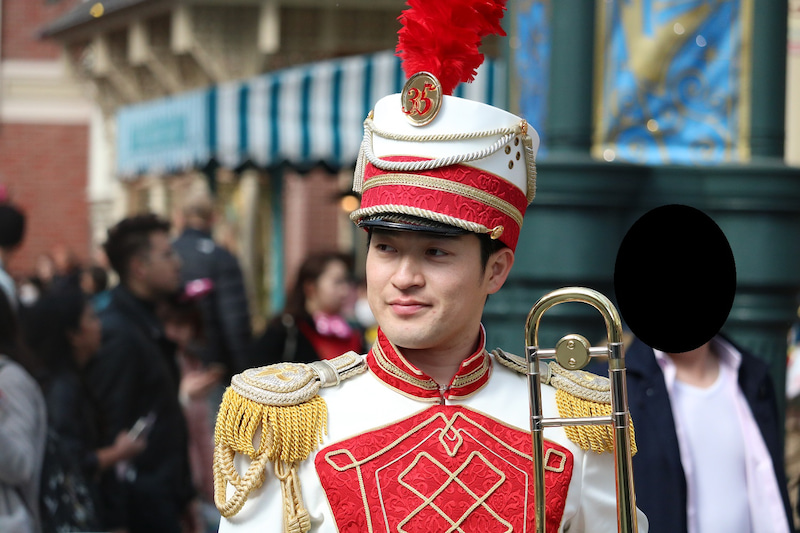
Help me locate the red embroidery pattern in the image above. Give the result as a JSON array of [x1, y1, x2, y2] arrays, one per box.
[[364, 157, 526, 209], [315, 406, 573, 533], [361, 158, 527, 249], [367, 328, 491, 401]]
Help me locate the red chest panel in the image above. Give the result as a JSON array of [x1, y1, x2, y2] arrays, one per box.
[[315, 405, 573, 533]]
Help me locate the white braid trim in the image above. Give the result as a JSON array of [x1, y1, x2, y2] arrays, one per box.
[[366, 117, 519, 143], [354, 117, 537, 205], [549, 363, 612, 404], [230, 354, 367, 407], [362, 124, 517, 173]]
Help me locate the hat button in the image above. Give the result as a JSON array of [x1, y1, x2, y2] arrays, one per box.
[[490, 226, 504, 240]]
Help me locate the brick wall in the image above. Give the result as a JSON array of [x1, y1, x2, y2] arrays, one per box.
[[0, 123, 90, 278], [1, 0, 82, 60], [282, 168, 345, 291]]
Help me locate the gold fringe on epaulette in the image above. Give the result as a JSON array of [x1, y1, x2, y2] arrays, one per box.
[[212, 386, 327, 531], [555, 389, 637, 456]]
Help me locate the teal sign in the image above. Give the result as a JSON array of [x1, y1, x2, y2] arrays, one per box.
[[130, 117, 188, 152], [116, 89, 211, 177]]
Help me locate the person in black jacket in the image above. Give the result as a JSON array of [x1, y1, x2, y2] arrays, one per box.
[[87, 214, 195, 533], [626, 334, 794, 533], [172, 192, 252, 376], [25, 286, 145, 532]]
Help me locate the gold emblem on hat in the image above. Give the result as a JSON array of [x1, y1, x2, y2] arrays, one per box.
[[401, 72, 442, 126]]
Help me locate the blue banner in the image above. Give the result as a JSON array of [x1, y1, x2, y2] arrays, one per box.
[[514, 0, 551, 157], [593, 0, 752, 164]]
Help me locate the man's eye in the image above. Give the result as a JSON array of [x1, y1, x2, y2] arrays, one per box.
[[427, 248, 447, 257], [375, 243, 395, 252]]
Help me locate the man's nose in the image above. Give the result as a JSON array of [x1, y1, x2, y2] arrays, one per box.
[[391, 255, 424, 289]]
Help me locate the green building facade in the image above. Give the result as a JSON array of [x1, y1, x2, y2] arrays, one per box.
[[485, 0, 800, 412]]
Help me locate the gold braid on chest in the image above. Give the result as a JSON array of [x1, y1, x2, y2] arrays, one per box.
[[212, 352, 366, 531]]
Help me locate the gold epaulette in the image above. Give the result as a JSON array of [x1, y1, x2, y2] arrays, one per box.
[[213, 352, 366, 530], [493, 349, 636, 456]]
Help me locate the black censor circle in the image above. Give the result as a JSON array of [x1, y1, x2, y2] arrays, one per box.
[[614, 204, 736, 354]]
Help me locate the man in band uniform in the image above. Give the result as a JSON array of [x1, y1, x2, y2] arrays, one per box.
[[212, 1, 649, 531]]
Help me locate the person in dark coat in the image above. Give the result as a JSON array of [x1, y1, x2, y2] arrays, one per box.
[[25, 286, 146, 532], [172, 192, 252, 376], [626, 333, 794, 533], [252, 251, 364, 365], [86, 214, 195, 533]]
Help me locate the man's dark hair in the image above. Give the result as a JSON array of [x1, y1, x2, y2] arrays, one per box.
[[0, 203, 26, 249], [103, 214, 171, 283], [477, 233, 508, 274]]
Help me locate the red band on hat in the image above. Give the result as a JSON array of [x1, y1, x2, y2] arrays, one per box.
[[360, 157, 527, 250]]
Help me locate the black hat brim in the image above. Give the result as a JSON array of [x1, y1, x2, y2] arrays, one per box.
[[357, 215, 468, 236]]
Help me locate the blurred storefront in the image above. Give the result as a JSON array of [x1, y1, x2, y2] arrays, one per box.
[[40, 0, 800, 372], [40, 0, 504, 325]]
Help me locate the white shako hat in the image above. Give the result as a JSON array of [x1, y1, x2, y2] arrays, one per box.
[[350, 0, 539, 252]]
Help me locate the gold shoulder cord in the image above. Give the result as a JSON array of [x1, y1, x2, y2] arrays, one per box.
[[493, 349, 637, 455], [213, 352, 366, 532]]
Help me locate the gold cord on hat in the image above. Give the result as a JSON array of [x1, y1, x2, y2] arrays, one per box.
[[355, 117, 537, 204]]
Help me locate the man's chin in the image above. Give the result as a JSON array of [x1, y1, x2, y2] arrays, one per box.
[[382, 328, 434, 352]]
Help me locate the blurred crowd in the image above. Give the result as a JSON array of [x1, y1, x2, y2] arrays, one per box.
[[5, 186, 800, 533], [0, 193, 374, 533]]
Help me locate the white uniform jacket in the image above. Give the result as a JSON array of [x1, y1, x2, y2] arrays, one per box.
[[216, 328, 648, 533]]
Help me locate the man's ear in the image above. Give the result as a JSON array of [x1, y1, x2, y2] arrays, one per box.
[[486, 247, 514, 295]]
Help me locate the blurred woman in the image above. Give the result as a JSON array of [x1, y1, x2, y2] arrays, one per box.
[[253, 252, 364, 365], [0, 290, 47, 533], [160, 287, 224, 533], [25, 286, 145, 532]]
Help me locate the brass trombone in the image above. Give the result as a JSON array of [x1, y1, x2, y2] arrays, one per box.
[[525, 287, 637, 533]]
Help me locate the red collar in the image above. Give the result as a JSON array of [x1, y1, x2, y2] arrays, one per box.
[[366, 327, 492, 402]]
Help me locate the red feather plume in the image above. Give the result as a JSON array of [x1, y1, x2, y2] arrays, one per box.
[[396, 0, 507, 95]]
